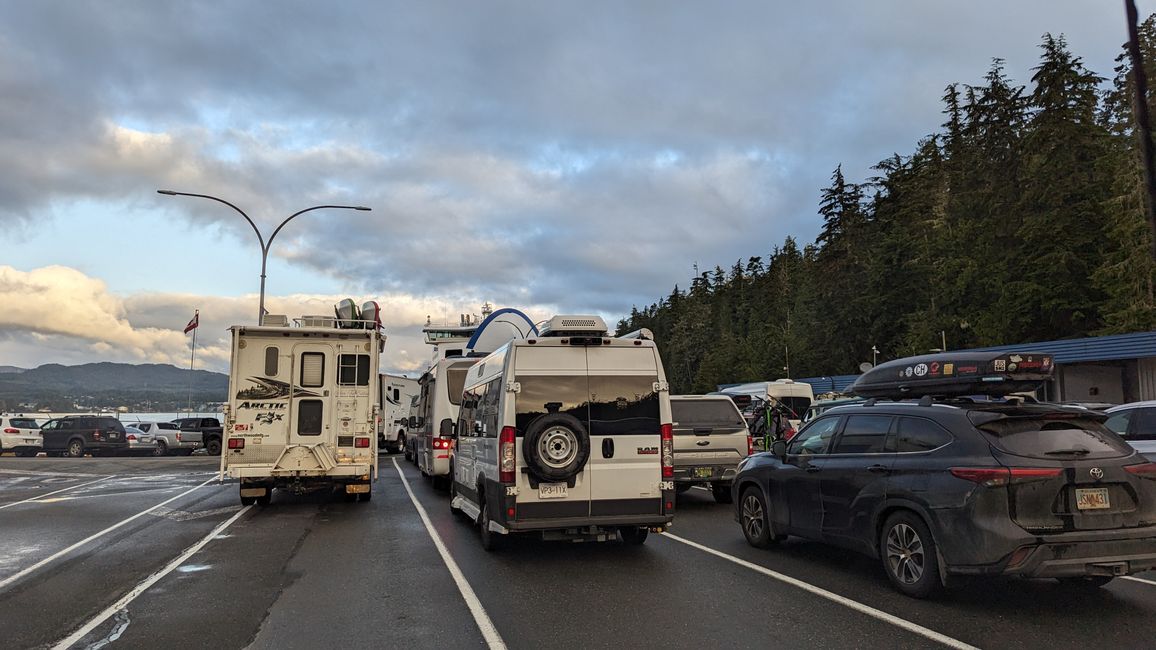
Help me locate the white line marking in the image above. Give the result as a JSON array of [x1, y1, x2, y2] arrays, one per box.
[[392, 457, 506, 650], [0, 477, 219, 592], [0, 476, 115, 511], [1123, 575, 1156, 587], [0, 468, 106, 478], [52, 505, 251, 650], [661, 532, 979, 650]]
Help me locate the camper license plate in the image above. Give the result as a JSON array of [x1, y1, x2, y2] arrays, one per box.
[[345, 483, 370, 494], [694, 467, 713, 479], [1075, 487, 1110, 510], [539, 483, 568, 499]]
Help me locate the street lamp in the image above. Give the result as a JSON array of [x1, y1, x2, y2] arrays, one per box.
[[157, 190, 371, 322]]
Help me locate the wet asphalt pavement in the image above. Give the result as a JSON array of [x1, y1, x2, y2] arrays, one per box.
[[1, 454, 1155, 650]]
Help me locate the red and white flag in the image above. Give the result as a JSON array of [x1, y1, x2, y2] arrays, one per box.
[[183, 311, 199, 334]]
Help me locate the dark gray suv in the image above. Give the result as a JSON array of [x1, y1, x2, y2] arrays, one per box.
[[40, 416, 128, 457], [733, 351, 1156, 598]]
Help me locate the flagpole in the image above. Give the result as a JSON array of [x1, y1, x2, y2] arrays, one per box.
[[187, 309, 198, 415]]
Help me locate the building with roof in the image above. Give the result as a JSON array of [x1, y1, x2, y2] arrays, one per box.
[[795, 330, 1156, 405]]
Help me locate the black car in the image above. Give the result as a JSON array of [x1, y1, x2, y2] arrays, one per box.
[[732, 351, 1156, 598], [40, 416, 129, 458]]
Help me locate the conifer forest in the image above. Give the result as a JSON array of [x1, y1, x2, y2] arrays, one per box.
[[616, 22, 1156, 394]]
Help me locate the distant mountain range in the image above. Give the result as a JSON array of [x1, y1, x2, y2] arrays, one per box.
[[0, 363, 228, 411]]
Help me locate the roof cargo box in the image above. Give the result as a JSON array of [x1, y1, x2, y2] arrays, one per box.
[[848, 351, 1054, 398]]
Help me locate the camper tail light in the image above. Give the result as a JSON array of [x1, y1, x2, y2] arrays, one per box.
[[499, 426, 516, 483], [228, 438, 245, 450], [661, 423, 674, 478], [354, 437, 370, 448], [432, 438, 453, 450]]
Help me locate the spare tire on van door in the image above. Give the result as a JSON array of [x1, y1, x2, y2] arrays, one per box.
[[522, 413, 591, 483]]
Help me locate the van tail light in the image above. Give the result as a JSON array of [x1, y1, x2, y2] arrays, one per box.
[[228, 438, 245, 449], [3, 428, 18, 434], [432, 438, 453, 450], [499, 426, 516, 483], [950, 467, 1061, 487], [1125, 462, 1156, 480], [354, 437, 370, 448], [661, 423, 674, 478], [746, 435, 754, 457]]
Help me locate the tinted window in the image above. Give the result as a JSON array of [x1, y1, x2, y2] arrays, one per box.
[[41, 420, 58, 431], [301, 352, 325, 387], [265, 346, 279, 376], [896, 417, 953, 452], [830, 415, 892, 454], [777, 397, 812, 419], [9, 418, 39, 429], [1131, 408, 1156, 441], [1104, 411, 1130, 436], [671, 399, 744, 429], [589, 375, 661, 436], [515, 375, 589, 436], [137, 423, 151, 432], [157, 422, 178, 430], [974, 415, 1131, 460], [789, 416, 839, 455], [446, 365, 472, 406], [297, 400, 323, 435], [338, 354, 371, 386]]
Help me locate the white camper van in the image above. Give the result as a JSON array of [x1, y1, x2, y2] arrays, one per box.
[[222, 302, 385, 505], [450, 316, 676, 550], [414, 356, 479, 488], [721, 379, 814, 429], [379, 373, 419, 454]]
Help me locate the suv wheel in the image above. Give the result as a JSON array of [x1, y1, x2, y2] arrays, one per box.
[[740, 487, 777, 548], [479, 501, 500, 552], [205, 438, 222, 456], [711, 481, 733, 504], [619, 527, 649, 545], [880, 511, 942, 599], [66, 439, 85, 458], [153, 440, 168, 457], [522, 413, 590, 483]]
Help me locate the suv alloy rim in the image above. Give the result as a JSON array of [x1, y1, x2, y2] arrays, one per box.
[[742, 493, 764, 540], [885, 523, 925, 584], [538, 426, 579, 469]]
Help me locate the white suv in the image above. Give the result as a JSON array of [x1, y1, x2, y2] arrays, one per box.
[[1, 416, 43, 457], [449, 316, 676, 550]]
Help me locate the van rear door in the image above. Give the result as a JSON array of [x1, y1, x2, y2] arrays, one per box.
[[586, 346, 664, 515]]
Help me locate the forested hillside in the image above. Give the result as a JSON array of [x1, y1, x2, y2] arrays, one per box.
[[617, 24, 1156, 394]]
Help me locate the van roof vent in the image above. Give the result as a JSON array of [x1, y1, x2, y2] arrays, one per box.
[[538, 315, 609, 337]]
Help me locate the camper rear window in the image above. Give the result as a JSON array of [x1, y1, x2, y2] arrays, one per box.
[[589, 375, 660, 436], [446, 366, 470, 406], [297, 400, 323, 435], [338, 354, 370, 386], [301, 353, 325, 387], [265, 346, 279, 376]]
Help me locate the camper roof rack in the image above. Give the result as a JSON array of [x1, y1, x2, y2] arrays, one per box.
[[848, 351, 1054, 399], [537, 315, 609, 337]]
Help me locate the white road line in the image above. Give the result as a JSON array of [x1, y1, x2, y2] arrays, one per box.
[[392, 457, 507, 650], [661, 532, 979, 650], [1123, 575, 1156, 587], [0, 476, 218, 592], [51, 505, 251, 650], [0, 476, 115, 511], [0, 468, 106, 478]]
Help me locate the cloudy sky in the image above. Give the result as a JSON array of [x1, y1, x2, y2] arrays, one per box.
[[0, 1, 1148, 376]]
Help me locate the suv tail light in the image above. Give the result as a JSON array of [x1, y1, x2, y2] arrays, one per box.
[[499, 426, 516, 483], [950, 467, 1061, 487], [1125, 462, 1156, 480], [126, 434, 137, 442], [354, 437, 370, 448], [228, 438, 245, 449], [661, 423, 674, 478], [3, 428, 18, 434], [92, 430, 102, 441], [747, 434, 754, 457], [175, 432, 182, 442]]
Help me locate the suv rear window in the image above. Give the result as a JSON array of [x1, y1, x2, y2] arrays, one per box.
[[970, 412, 1131, 460], [671, 399, 744, 428], [9, 418, 40, 429]]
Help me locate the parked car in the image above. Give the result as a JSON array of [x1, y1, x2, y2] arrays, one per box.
[[40, 415, 129, 457], [670, 395, 751, 503], [124, 425, 159, 456], [171, 417, 223, 456], [733, 351, 1156, 598], [0, 415, 43, 457], [135, 421, 200, 456], [1104, 401, 1156, 460]]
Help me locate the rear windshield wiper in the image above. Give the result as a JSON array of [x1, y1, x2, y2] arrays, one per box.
[[1045, 448, 1091, 456]]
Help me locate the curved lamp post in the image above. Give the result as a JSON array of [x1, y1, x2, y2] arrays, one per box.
[[157, 190, 371, 322]]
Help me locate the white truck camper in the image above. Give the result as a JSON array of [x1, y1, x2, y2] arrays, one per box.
[[222, 301, 386, 505], [379, 373, 419, 453]]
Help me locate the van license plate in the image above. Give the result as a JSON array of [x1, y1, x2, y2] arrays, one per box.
[[694, 467, 713, 479], [539, 483, 568, 499], [1075, 487, 1110, 510]]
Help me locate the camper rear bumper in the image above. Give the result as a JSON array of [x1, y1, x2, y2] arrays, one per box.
[[226, 464, 372, 479]]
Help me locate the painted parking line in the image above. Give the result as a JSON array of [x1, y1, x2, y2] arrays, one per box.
[[52, 505, 252, 650], [393, 457, 507, 650], [1123, 575, 1156, 587], [0, 468, 106, 478], [0, 476, 115, 511], [661, 532, 980, 650], [0, 476, 219, 592]]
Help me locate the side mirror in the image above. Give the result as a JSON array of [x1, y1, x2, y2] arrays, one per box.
[[771, 439, 787, 461], [407, 416, 416, 429]]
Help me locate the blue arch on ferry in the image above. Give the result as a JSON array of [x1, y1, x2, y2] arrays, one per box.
[[465, 308, 539, 351]]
